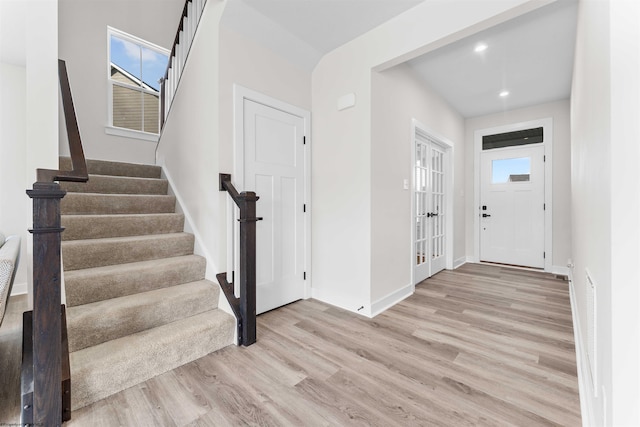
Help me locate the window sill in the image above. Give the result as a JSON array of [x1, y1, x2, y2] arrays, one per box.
[[105, 126, 159, 142]]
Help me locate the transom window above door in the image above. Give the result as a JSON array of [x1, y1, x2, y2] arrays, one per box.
[[107, 27, 169, 139]]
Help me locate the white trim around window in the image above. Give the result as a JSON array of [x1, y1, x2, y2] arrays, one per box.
[[104, 125, 159, 142], [106, 26, 169, 140]]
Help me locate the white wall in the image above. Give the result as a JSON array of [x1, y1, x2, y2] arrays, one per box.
[[311, 0, 536, 315], [218, 25, 312, 174], [23, 0, 60, 305], [370, 63, 464, 304], [464, 99, 571, 270], [571, 0, 640, 424], [156, 0, 226, 276], [0, 63, 28, 295], [58, 0, 184, 164], [157, 2, 313, 283]]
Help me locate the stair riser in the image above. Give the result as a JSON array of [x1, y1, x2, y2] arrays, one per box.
[[59, 157, 161, 179], [61, 193, 175, 215], [62, 234, 194, 271], [70, 310, 235, 410], [64, 256, 206, 307], [67, 281, 219, 352], [61, 214, 184, 241], [60, 175, 168, 195]]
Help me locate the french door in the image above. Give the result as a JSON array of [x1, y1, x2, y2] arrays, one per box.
[[414, 133, 446, 284]]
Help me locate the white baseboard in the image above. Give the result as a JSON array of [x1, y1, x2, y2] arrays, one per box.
[[160, 167, 235, 324], [311, 288, 371, 318], [453, 256, 467, 269], [552, 265, 571, 276], [370, 283, 414, 318], [568, 271, 595, 427], [10, 281, 27, 296]]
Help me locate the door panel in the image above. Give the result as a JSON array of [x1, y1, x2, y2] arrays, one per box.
[[480, 145, 544, 268], [244, 99, 305, 314], [430, 145, 446, 274], [414, 133, 447, 284]]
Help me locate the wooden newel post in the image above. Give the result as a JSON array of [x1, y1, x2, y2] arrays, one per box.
[[27, 181, 66, 426], [238, 191, 259, 346]]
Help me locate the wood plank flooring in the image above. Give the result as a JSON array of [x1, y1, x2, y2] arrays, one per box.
[[0, 263, 581, 426]]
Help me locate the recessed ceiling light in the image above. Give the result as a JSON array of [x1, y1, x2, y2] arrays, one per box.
[[474, 43, 488, 53], [499, 90, 510, 97]]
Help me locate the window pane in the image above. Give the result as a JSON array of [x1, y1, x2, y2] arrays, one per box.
[[110, 34, 141, 84], [141, 46, 169, 91], [143, 91, 160, 134], [483, 127, 543, 150], [113, 85, 143, 131], [492, 157, 531, 183]]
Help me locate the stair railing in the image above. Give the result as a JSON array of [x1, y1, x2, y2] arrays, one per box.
[[218, 174, 261, 346], [21, 59, 88, 426], [160, 0, 208, 129]]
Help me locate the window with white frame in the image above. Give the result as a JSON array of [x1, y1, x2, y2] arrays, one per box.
[[107, 27, 169, 137]]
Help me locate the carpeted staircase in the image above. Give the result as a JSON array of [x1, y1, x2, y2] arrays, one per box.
[[58, 157, 234, 410]]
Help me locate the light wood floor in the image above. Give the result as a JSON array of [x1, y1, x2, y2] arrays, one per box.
[[0, 263, 581, 426]]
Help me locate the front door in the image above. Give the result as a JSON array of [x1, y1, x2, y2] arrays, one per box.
[[414, 132, 447, 284], [480, 145, 545, 268], [243, 99, 306, 314]]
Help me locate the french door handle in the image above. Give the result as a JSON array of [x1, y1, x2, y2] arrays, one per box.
[[482, 213, 491, 218], [427, 212, 439, 218]]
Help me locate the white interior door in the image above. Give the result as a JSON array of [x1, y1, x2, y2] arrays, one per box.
[[480, 145, 545, 268], [244, 99, 305, 314], [414, 133, 447, 284]]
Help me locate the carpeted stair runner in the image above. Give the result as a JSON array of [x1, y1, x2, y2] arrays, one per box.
[[59, 157, 234, 410]]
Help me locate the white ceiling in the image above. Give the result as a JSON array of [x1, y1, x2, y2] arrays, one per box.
[[1, 0, 578, 120], [406, 0, 578, 118], [221, 0, 424, 70], [223, 0, 578, 119]]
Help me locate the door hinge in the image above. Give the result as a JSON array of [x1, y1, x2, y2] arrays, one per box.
[[303, 136, 306, 145], [543, 252, 546, 259], [543, 203, 546, 210], [544, 155, 546, 162], [304, 272, 306, 280], [303, 204, 306, 213]]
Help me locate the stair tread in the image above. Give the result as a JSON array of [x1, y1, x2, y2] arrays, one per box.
[[67, 280, 220, 352], [61, 213, 184, 241], [62, 233, 195, 271], [61, 193, 176, 215], [64, 255, 206, 306], [60, 174, 168, 195], [63, 192, 174, 199], [64, 254, 205, 279], [70, 309, 234, 410], [62, 232, 193, 247], [59, 157, 162, 179]]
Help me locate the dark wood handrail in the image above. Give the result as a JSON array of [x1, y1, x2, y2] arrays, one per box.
[[21, 58, 87, 426], [37, 60, 88, 183], [218, 173, 261, 346]]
